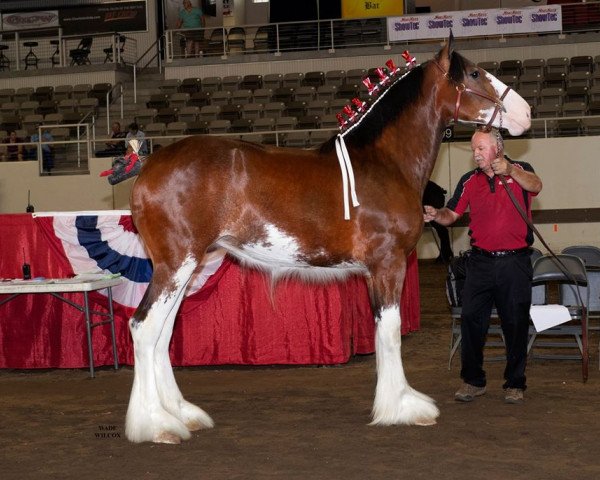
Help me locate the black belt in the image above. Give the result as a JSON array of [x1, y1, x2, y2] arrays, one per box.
[[472, 246, 530, 258]]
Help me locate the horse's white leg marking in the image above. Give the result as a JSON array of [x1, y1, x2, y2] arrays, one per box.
[[154, 260, 220, 432], [371, 305, 439, 426], [125, 255, 198, 444]]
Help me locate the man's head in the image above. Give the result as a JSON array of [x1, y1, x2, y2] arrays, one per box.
[[471, 128, 503, 175], [128, 122, 139, 133], [112, 121, 121, 133]]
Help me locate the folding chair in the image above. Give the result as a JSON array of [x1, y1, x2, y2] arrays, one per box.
[[528, 254, 589, 381], [69, 37, 93, 66]]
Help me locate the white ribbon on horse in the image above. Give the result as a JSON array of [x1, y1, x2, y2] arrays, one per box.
[[335, 134, 360, 220]]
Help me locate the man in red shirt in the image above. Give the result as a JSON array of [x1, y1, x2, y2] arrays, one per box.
[[424, 128, 542, 404]]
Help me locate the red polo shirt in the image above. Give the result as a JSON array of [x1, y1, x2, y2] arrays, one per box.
[[446, 160, 537, 251]]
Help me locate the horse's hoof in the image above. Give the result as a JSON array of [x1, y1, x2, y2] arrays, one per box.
[[415, 417, 437, 426], [180, 402, 214, 431], [154, 431, 183, 444]]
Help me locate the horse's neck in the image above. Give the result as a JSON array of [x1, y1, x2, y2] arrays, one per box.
[[369, 88, 445, 192]]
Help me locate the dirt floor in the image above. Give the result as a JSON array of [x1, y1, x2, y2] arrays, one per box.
[[1, 260, 599, 480]]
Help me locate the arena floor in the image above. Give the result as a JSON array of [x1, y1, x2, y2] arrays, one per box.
[[1, 260, 599, 480]]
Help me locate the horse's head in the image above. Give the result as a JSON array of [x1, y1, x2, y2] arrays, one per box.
[[434, 33, 531, 136]]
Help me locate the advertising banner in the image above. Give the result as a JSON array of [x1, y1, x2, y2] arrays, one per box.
[[1, 11, 59, 31], [59, 1, 147, 35], [387, 5, 562, 42], [343, 0, 404, 19]]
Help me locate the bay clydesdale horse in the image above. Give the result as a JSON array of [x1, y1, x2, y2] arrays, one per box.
[[125, 36, 531, 443]]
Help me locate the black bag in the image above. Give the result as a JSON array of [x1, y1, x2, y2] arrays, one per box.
[[446, 250, 470, 307]]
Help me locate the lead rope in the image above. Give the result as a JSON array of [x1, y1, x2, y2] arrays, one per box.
[[494, 119, 589, 381], [335, 135, 360, 220]]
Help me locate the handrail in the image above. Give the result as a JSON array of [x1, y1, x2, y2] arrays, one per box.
[[105, 82, 124, 135], [133, 34, 166, 104]]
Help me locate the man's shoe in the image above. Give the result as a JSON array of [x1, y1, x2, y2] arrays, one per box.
[[504, 388, 524, 404], [454, 383, 486, 402]]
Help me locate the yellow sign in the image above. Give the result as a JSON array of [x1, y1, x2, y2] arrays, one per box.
[[342, 0, 404, 19]]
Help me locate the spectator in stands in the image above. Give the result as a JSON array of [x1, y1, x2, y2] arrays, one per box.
[[1, 130, 24, 161], [424, 127, 542, 406], [126, 122, 148, 155], [30, 127, 54, 172], [423, 180, 454, 263], [95, 121, 127, 157], [176, 0, 206, 57]]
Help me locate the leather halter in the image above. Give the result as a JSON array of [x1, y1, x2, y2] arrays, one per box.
[[432, 60, 511, 131]]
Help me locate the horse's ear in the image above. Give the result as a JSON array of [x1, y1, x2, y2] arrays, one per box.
[[436, 29, 454, 68], [447, 30, 455, 58]]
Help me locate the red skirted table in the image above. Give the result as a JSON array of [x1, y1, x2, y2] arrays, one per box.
[[0, 213, 420, 370]]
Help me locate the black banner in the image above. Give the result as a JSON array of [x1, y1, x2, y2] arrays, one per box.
[[59, 1, 147, 35]]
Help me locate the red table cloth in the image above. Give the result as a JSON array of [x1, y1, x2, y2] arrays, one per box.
[[0, 213, 420, 369]]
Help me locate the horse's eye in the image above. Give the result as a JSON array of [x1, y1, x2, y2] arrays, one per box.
[[470, 70, 480, 79]]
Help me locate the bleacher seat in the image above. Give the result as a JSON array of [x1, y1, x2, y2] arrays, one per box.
[[581, 117, 600, 134], [186, 120, 209, 135], [303, 71, 325, 87], [0, 88, 15, 103], [252, 117, 275, 132], [43, 113, 63, 125], [252, 25, 273, 52], [264, 101, 285, 119], [252, 88, 272, 104], [147, 94, 169, 110], [522, 58, 546, 75], [53, 85, 73, 101], [546, 57, 570, 74], [158, 79, 181, 94], [14, 87, 34, 103], [567, 71, 591, 88], [283, 72, 304, 88], [169, 92, 190, 109], [179, 78, 202, 94], [38, 100, 58, 116], [177, 106, 200, 123], [155, 107, 178, 124], [309, 130, 334, 146], [218, 104, 242, 121], [565, 86, 589, 103], [499, 59, 522, 77], [496, 75, 518, 89], [144, 122, 166, 137], [241, 74, 262, 91], [208, 119, 231, 134], [22, 114, 44, 133], [272, 87, 295, 103], [188, 92, 211, 108], [210, 90, 232, 106], [0, 102, 19, 115], [222, 75, 242, 92], [316, 85, 338, 100], [540, 87, 564, 105], [589, 85, 600, 102], [242, 103, 263, 120], [284, 101, 306, 118], [556, 118, 582, 136], [232, 89, 253, 105], [199, 105, 221, 121], [19, 101, 40, 117], [32, 86, 54, 102], [202, 77, 222, 93], [89, 83, 112, 103], [336, 84, 359, 99], [275, 116, 297, 131], [135, 108, 157, 126], [263, 73, 283, 89], [325, 70, 345, 86], [230, 118, 253, 133], [296, 115, 320, 130], [570, 55, 593, 72], [306, 99, 329, 116], [165, 121, 187, 137], [57, 98, 79, 113], [72, 84, 91, 100], [562, 101, 587, 117], [1, 114, 21, 132], [536, 104, 562, 118], [294, 86, 316, 102], [519, 73, 543, 90]]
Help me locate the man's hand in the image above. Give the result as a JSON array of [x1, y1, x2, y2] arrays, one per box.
[[423, 205, 437, 223], [491, 156, 513, 176]]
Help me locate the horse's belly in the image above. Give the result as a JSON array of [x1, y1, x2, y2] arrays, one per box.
[[215, 224, 367, 282]]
